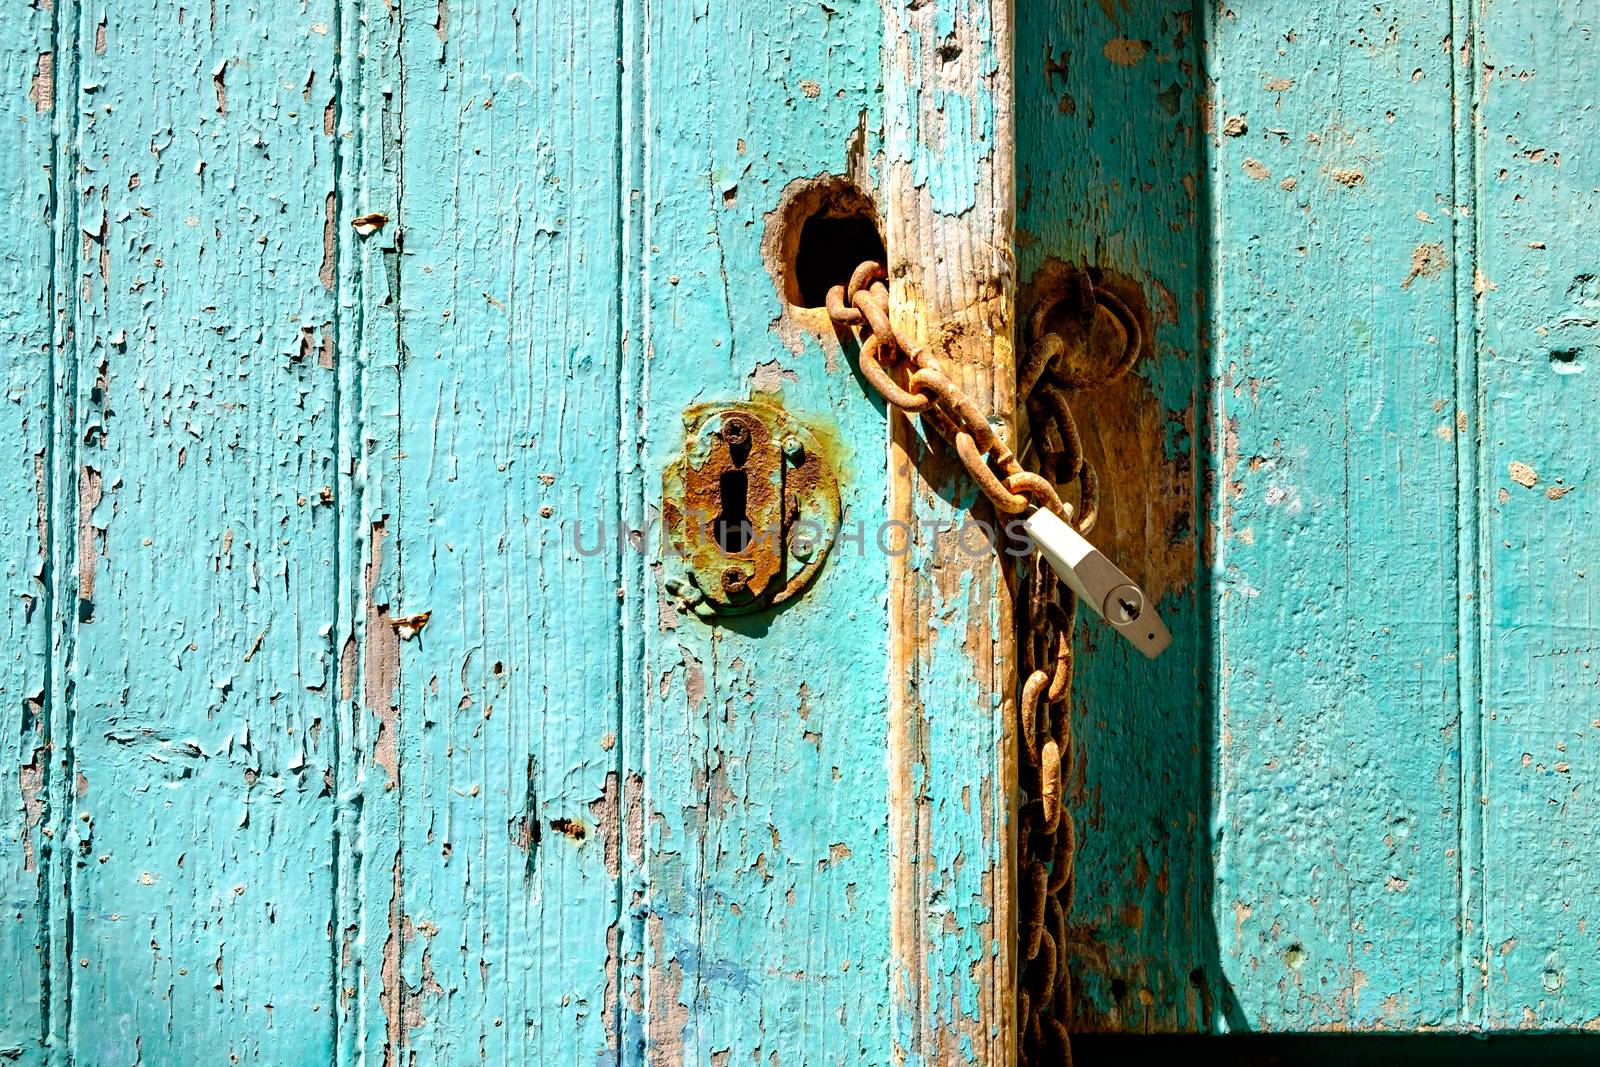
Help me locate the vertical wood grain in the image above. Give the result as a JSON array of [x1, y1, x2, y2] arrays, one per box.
[[1476, 0, 1600, 1028], [1208, 0, 1468, 1032], [2, 1, 1021, 1059], [1030, 0, 1600, 1037], [626, 0, 897, 1062], [341, 0, 404, 1058], [6, 0, 1596, 1052], [58, 0, 345, 1061], [883, 1, 1015, 1061], [41, 0, 81, 1054], [1, 0, 57, 1060], [369, 2, 626, 1063]]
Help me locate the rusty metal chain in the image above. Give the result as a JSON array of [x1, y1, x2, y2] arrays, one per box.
[[826, 262, 1075, 523], [826, 260, 1144, 1067]]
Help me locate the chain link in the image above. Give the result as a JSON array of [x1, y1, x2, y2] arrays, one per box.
[[827, 260, 1144, 1067]]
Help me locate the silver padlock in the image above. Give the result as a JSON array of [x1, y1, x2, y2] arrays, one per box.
[[1021, 507, 1171, 660]]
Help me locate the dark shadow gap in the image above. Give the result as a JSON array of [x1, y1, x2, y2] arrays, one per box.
[[1075, 1033, 1600, 1067]]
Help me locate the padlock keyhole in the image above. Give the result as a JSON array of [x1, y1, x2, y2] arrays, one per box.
[[713, 470, 751, 553]]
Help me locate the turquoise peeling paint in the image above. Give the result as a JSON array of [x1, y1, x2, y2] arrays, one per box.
[[3, 0, 1010, 1061], [630, 0, 898, 1058], [1, 0, 55, 1061], [381, 1, 627, 1064], [41, 1, 344, 1064], [1210, 0, 1475, 1032], [1020, 0, 1600, 1037], [1475, 0, 1600, 1028], [879, 0, 1014, 1061], [12, 0, 1592, 1055], [883, 0, 997, 218], [908, 89, 992, 222]]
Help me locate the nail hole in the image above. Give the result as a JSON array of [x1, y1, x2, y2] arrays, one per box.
[[1551, 348, 1585, 374]]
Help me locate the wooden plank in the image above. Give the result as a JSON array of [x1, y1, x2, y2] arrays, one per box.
[[1, 0, 1591, 1051], [1013, 1, 1213, 1033], [374, 1, 626, 1062], [881, 0, 1016, 1061], [339, 0, 404, 1060], [626, 0, 906, 1061], [40, 0, 80, 1053], [57, 0, 344, 1060], [1207, 0, 1466, 1031], [0, 0, 57, 1059], [1475, 0, 1600, 1029]]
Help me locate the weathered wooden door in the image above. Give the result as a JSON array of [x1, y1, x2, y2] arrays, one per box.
[[6, 0, 1600, 1063], [1039, 0, 1600, 1042], [3, 0, 1021, 1062]]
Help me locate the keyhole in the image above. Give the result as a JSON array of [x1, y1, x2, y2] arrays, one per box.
[[714, 469, 750, 553]]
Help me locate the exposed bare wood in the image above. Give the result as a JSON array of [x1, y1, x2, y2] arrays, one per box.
[[883, 1, 1017, 1062]]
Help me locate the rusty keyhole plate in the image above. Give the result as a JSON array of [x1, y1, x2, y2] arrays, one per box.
[[662, 399, 839, 619]]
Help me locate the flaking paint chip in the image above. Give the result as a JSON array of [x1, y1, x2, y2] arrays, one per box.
[[1104, 38, 1149, 66], [1509, 461, 1538, 488], [391, 612, 431, 639], [351, 212, 389, 235], [1402, 242, 1448, 289]]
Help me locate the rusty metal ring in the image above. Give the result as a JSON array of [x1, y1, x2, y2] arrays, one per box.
[[852, 286, 894, 343], [1093, 287, 1144, 383], [931, 380, 1004, 458], [825, 283, 864, 326], [1045, 607, 1074, 702], [1076, 463, 1099, 534], [1022, 862, 1048, 961], [846, 259, 886, 304], [1048, 652, 1073, 706], [898, 333, 935, 371], [1030, 925, 1058, 1004], [1028, 281, 1086, 350], [1019, 332, 1063, 402], [1048, 812, 1075, 894], [1005, 471, 1071, 523], [1039, 331, 1092, 390], [956, 432, 1030, 513], [1020, 669, 1050, 768], [1039, 738, 1061, 836], [907, 368, 972, 447], [905, 364, 953, 403], [921, 404, 963, 448], [859, 334, 934, 412], [1034, 384, 1084, 481]]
